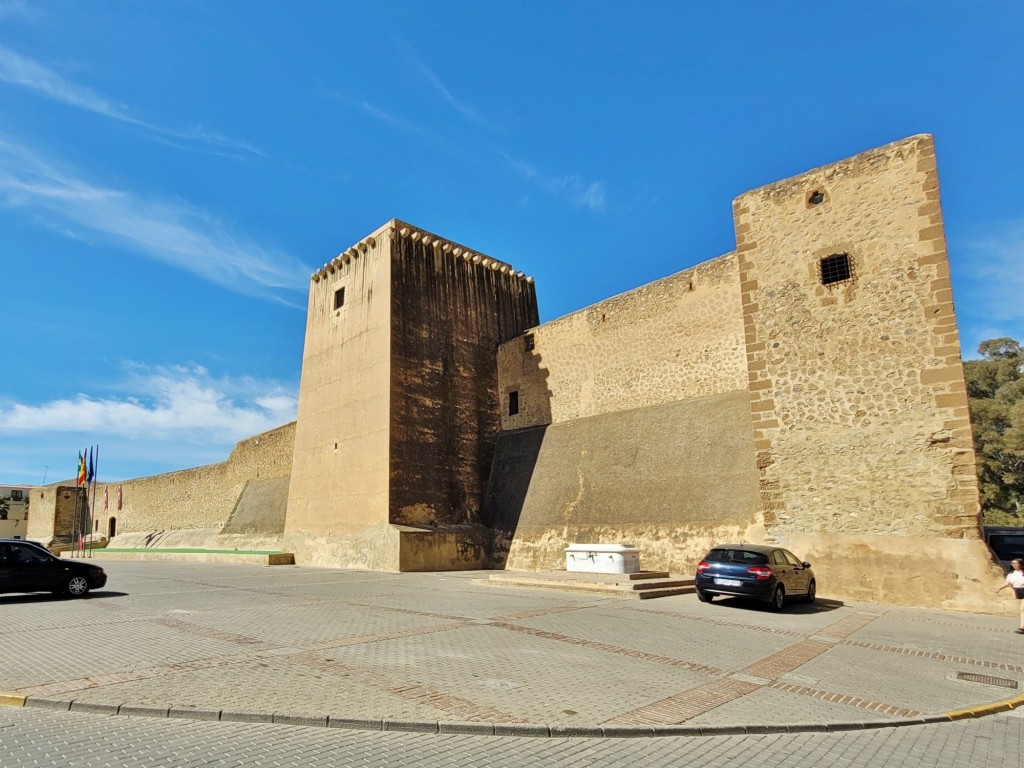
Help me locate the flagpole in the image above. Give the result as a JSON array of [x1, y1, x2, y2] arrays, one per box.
[[90, 445, 99, 557], [74, 450, 84, 558]]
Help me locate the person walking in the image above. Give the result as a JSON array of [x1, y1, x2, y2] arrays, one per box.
[[996, 558, 1024, 634]]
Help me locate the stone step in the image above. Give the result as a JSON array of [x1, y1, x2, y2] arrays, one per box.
[[480, 571, 695, 599], [61, 550, 295, 566]]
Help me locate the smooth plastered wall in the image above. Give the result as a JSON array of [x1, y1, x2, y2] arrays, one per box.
[[285, 226, 393, 543]]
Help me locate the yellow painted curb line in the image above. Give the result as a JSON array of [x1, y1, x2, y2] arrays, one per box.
[[0, 693, 26, 707], [946, 694, 1024, 720]]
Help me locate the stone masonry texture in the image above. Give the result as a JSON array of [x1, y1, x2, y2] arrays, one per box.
[[24, 136, 997, 611]]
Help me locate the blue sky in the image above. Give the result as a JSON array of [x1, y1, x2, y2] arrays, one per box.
[[1, 2, 1022, 485]]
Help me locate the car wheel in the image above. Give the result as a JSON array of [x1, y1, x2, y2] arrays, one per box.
[[66, 576, 90, 597], [770, 585, 785, 611], [696, 590, 714, 603], [804, 579, 816, 604]]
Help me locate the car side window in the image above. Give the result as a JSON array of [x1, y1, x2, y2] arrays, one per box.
[[782, 550, 802, 567], [0, 543, 7, 562], [10, 544, 46, 564], [769, 551, 786, 566]]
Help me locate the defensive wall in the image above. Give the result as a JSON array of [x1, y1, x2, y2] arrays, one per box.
[[27, 423, 294, 548], [283, 222, 538, 571], [22, 134, 1002, 612], [487, 134, 994, 611]]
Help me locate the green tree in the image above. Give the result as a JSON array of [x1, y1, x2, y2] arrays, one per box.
[[965, 338, 1024, 525]]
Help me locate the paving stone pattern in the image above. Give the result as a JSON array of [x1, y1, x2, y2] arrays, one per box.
[[1, 706, 1023, 768], [2, 561, 1024, 733]]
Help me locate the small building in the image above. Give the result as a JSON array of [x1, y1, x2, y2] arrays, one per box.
[[0, 483, 33, 539]]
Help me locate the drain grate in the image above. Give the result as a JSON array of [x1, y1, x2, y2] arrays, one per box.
[[956, 672, 1018, 689]]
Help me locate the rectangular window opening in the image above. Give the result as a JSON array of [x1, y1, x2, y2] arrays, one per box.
[[508, 390, 520, 416], [819, 253, 853, 286], [334, 287, 346, 309], [524, 333, 535, 351]]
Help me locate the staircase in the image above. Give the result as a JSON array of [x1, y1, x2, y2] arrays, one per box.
[[481, 570, 695, 599]]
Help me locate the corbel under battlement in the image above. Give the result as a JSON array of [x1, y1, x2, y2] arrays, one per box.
[[311, 218, 533, 284]]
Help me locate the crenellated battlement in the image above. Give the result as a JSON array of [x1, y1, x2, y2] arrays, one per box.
[[311, 219, 534, 284]]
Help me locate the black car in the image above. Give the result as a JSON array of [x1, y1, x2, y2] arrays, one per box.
[[695, 544, 815, 610], [0, 539, 107, 597]]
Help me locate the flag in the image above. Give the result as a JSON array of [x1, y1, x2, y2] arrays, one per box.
[[76, 452, 86, 486], [87, 447, 95, 483], [103, 486, 109, 510], [117, 484, 122, 510]]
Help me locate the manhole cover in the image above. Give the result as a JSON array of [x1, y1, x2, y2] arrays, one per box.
[[956, 672, 1018, 689]]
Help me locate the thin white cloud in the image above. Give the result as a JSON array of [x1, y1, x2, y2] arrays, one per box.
[[361, 101, 430, 137], [0, 45, 263, 156], [414, 59, 498, 132], [0, 363, 297, 443], [954, 221, 1024, 355], [0, 0, 31, 20], [0, 136, 310, 300], [499, 151, 607, 212], [962, 223, 1024, 320]]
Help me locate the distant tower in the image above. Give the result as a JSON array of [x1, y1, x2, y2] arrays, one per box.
[[284, 220, 538, 570]]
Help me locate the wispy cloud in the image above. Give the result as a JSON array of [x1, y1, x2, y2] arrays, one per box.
[[0, 45, 262, 156], [0, 1, 31, 20], [499, 151, 607, 212], [954, 221, 1024, 356], [0, 363, 297, 482], [412, 56, 498, 132], [0, 363, 297, 442], [358, 38, 609, 213], [0, 136, 310, 300]]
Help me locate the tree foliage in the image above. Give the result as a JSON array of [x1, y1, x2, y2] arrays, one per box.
[[965, 338, 1024, 525]]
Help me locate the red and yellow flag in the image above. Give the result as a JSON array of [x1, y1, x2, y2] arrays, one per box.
[[76, 451, 86, 486]]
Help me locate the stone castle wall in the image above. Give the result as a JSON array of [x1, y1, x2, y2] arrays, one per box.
[[28, 423, 294, 544], [389, 228, 538, 527], [284, 228, 393, 550], [496, 255, 747, 430], [284, 221, 538, 571], [733, 133, 989, 608], [488, 253, 759, 570], [28, 135, 996, 611]]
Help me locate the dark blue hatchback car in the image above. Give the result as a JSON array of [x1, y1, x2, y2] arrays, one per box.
[[695, 544, 816, 611]]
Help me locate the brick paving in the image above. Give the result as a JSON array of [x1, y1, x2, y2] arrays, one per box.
[[1, 560, 1023, 737]]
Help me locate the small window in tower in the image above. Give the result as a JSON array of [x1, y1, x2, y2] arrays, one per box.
[[334, 287, 346, 309], [508, 391, 520, 416], [819, 253, 853, 286], [524, 333, 535, 351]]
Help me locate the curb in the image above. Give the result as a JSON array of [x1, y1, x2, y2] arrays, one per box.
[[945, 694, 1024, 720], [1, 692, 1014, 737]]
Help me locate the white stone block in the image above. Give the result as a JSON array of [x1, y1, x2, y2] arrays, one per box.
[[565, 543, 640, 574]]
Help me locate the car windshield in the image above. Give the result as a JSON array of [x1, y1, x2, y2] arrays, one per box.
[[706, 548, 769, 565]]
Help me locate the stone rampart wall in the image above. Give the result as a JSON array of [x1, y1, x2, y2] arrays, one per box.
[[29, 423, 295, 543], [485, 390, 760, 571], [497, 254, 747, 430]]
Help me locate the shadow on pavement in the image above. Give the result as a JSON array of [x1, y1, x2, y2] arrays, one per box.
[[708, 596, 845, 614], [0, 591, 128, 604]]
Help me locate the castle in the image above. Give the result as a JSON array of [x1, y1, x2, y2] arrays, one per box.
[[29, 134, 1001, 611]]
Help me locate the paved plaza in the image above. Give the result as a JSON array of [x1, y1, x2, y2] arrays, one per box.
[[2, 560, 1024, 764]]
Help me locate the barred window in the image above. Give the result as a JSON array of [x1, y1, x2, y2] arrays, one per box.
[[819, 253, 853, 286]]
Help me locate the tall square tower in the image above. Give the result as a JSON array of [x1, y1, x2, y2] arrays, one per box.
[[284, 220, 538, 570]]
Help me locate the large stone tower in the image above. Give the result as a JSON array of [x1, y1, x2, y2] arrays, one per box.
[[283, 220, 538, 570]]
